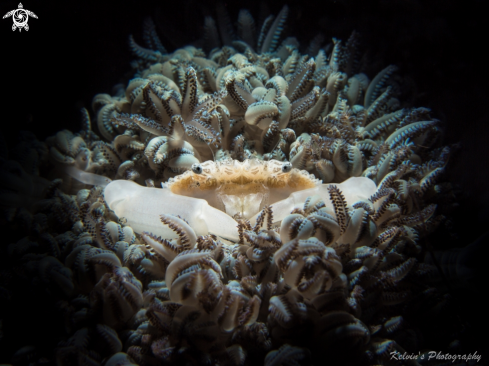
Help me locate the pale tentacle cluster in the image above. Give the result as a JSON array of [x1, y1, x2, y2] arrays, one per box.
[[1, 4, 463, 366], [45, 109, 122, 193], [3, 161, 453, 364], [9, 180, 440, 364], [81, 5, 442, 194]]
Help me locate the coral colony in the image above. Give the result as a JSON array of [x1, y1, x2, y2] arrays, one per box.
[[2, 5, 460, 365]]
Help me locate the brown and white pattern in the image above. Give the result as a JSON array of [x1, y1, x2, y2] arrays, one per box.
[[1, 4, 463, 366]]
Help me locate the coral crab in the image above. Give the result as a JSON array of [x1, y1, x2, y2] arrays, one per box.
[[102, 159, 377, 241]]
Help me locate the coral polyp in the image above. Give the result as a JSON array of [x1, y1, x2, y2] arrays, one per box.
[[2, 3, 469, 366]]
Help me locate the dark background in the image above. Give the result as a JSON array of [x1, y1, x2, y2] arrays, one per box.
[[2, 0, 488, 363]]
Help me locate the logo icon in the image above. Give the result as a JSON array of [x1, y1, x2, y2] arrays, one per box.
[[3, 3, 37, 31]]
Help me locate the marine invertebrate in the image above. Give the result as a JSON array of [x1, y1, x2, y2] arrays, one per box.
[[104, 158, 376, 240], [1, 4, 467, 366]]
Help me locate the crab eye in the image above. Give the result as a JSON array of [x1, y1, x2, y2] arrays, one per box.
[[282, 162, 292, 173], [192, 163, 203, 174]]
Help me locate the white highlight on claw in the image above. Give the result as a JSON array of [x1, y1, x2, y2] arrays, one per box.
[[104, 179, 239, 240], [261, 176, 378, 224]]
